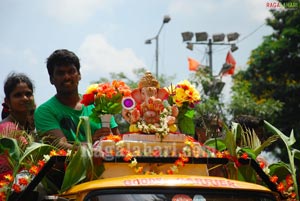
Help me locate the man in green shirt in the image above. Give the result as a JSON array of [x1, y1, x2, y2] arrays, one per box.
[[35, 49, 119, 149]]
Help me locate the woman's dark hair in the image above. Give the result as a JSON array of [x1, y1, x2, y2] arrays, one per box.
[[1, 103, 9, 119], [4, 72, 34, 99], [2, 72, 34, 120], [46, 49, 80, 77]]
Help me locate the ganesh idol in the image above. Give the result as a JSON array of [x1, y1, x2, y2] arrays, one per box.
[[122, 71, 179, 133]]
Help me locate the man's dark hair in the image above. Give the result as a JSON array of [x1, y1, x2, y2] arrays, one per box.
[[46, 49, 80, 77]]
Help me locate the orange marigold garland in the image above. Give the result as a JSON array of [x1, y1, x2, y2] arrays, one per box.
[[0, 149, 70, 200]]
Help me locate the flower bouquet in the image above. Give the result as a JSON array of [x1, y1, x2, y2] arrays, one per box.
[[81, 80, 131, 126], [167, 80, 201, 135]]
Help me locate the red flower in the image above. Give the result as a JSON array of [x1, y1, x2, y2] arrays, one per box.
[[12, 184, 21, 193], [123, 153, 133, 162], [290, 192, 296, 199], [216, 152, 224, 158], [49, 150, 58, 156], [38, 160, 46, 168], [58, 149, 67, 156], [175, 159, 184, 167], [285, 174, 293, 187], [270, 175, 278, 183], [276, 182, 285, 192], [29, 165, 40, 175], [3, 174, 13, 182], [0, 180, 8, 188], [258, 161, 265, 169], [152, 149, 161, 157], [0, 192, 6, 201], [240, 153, 248, 160], [18, 178, 28, 186], [81, 93, 95, 106]]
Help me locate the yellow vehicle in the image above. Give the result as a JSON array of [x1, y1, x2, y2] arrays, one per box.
[[58, 174, 280, 201], [14, 156, 282, 201]]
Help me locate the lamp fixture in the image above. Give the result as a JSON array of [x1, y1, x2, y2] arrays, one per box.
[[227, 32, 240, 42], [163, 15, 171, 23], [195, 32, 208, 41], [181, 32, 194, 42], [186, 42, 194, 51], [230, 44, 238, 52], [212, 33, 225, 42], [145, 39, 152, 44]]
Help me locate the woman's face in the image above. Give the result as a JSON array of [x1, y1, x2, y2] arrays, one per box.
[[6, 82, 34, 113]]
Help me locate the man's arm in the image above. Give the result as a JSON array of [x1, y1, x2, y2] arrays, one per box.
[[41, 129, 75, 150]]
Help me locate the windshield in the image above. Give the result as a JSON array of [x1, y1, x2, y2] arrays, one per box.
[[84, 188, 277, 201]]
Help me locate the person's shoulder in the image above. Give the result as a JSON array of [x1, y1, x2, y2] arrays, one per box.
[[0, 121, 18, 133], [35, 96, 57, 113]]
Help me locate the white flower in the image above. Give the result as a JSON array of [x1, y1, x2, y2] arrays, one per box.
[[43, 154, 50, 162]]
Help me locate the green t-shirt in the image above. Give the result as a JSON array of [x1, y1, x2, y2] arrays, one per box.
[[34, 96, 118, 143]]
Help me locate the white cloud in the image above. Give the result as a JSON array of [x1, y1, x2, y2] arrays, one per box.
[[78, 34, 145, 81], [44, 0, 108, 24], [169, 0, 272, 23], [246, 0, 273, 21], [168, 0, 216, 17]]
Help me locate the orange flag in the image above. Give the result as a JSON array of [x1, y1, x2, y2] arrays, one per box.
[[222, 51, 236, 76], [188, 57, 200, 71]]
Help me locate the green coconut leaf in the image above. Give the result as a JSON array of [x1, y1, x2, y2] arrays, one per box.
[[0, 138, 20, 162]]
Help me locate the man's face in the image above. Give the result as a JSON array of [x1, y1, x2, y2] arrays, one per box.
[[51, 65, 81, 94]]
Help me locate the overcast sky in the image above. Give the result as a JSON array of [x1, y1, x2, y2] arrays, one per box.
[[0, 0, 274, 105]]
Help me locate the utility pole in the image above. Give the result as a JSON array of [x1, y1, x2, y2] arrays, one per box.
[[145, 15, 171, 79], [182, 32, 239, 76]]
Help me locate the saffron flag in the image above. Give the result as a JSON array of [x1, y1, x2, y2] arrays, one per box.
[[188, 57, 200, 71], [222, 51, 236, 76]]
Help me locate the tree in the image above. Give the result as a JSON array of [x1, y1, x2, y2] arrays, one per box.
[[239, 7, 300, 139]]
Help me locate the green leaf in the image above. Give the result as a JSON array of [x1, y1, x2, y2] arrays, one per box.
[[238, 147, 256, 159], [204, 138, 227, 152], [269, 162, 291, 181], [238, 165, 256, 183], [293, 149, 300, 160], [178, 115, 195, 135], [264, 121, 292, 146], [0, 138, 21, 162], [20, 142, 55, 163], [60, 146, 87, 192]]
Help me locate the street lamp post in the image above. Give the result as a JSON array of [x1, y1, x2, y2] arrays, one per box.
[[145, 15, 171, 78]]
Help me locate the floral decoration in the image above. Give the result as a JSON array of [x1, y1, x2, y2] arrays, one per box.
[[136, 106, 174, 140], [167, 80, 201, 135], [81, 80, 131, 122], [0, 148, 70, 201]]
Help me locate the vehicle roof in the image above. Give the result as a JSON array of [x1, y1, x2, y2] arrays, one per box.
[[62, 174, 272, 195]]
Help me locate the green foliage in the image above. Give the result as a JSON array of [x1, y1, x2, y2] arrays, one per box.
[[204, 138, 226, 151], [92, 93, 123, 117], [236, 7, 300, 143], [177, 104, 195, 136], [229, 74, 283, 122], [60, 116, 103, 192], [60, 146, 87, 192], [264, 120, 299, 200], [0, 138, 21, 162]]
